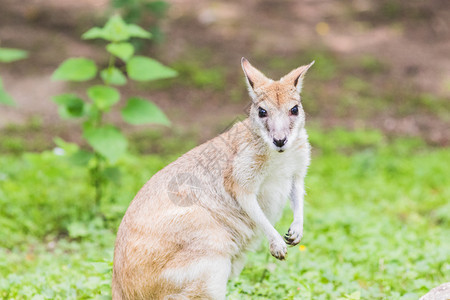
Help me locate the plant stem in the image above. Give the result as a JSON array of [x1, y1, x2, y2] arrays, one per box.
[[107, 53, 116, 83], [93, 152, 103, 209], [93, 109, 104, 210], [93, 53, 114, 210]]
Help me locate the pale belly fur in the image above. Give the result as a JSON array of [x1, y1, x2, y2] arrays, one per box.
[[257, 143, 308, 224]]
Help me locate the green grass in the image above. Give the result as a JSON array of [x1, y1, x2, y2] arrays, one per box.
[[172, 59, 227, 91], [0, 117, 53, 154], [0, 129, 449, 299], [229, 129, 449, 299]]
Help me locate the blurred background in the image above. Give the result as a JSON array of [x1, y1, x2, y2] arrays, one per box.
[[0, 0, 449, 299], [1, 0, 449, 148]]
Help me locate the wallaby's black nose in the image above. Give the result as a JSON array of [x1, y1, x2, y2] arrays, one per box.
[[273, 138, 287, 148]]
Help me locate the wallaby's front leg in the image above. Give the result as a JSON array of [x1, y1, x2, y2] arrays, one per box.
[[238, 193, 287, 260], [285, 176, 305, 246]]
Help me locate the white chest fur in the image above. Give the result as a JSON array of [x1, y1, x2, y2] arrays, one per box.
[[257, 138, 310, 224]]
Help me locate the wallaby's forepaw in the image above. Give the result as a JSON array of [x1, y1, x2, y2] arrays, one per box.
[[269, 236, 287, 260], [284, 224, 303, 246]]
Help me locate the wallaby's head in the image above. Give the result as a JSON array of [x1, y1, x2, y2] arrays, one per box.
[[241, 57, 314, 152]]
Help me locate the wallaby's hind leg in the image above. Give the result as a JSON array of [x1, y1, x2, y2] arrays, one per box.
[[202, 257, 231, 299], [230, 252, 247, 278], [161, 256, 231, 300], [112, 276, 124, 300]]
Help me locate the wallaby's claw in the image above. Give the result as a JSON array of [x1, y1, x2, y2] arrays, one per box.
[[270, 237, 287, 260], [284, 226, 303, 246]]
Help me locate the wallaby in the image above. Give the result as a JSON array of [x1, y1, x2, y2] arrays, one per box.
[[112, 57, 314, 300]]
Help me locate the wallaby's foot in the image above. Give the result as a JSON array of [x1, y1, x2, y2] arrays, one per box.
[[284, 223, 303, 246], [269, 236, 287, 260]]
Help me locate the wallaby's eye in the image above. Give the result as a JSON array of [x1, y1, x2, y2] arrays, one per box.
[[258, 107, 267, 118], [290, 105, 299, 116]]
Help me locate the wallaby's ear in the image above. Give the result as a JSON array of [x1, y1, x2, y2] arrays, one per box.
[[241, 57, 271, 99], [281, 61, 315, 93]]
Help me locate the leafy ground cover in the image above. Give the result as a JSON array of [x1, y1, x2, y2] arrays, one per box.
[[0, 128, 449, 299]]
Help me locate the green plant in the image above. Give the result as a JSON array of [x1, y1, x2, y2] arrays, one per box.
[[52, 15, 177, 208], [110, 0, 169, 43], [0, 46, 28, 106]]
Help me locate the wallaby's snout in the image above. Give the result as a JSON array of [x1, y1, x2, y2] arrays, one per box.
[[273, 137, 287, 148], [268, 111, 291, 151]]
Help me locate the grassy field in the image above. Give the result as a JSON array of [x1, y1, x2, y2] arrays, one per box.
[[0, 128, 449, 299]]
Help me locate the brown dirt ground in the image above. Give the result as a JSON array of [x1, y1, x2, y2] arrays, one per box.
[[0, 0, 449, 147]]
